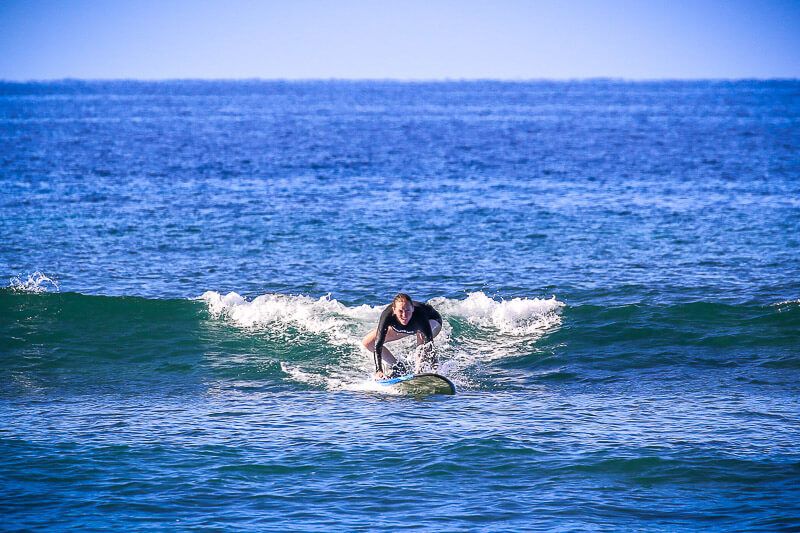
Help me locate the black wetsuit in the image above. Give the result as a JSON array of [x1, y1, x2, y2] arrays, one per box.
[[373, 301, 442, 373]]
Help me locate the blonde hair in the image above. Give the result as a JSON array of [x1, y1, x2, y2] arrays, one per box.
[[392, 293, 412, 307]]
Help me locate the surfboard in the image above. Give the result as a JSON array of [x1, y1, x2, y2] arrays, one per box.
[[377, 373, 456, 395]]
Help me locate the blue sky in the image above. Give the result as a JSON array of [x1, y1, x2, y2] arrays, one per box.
[[1, 0, 798, 80]]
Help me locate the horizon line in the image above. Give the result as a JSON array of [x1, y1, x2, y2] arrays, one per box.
[[2, 76, 799, 84]]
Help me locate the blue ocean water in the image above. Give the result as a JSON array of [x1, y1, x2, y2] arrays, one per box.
[[1, 80, 799, 530]]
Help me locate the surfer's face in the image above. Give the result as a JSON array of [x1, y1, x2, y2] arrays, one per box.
[[393, 301, 414, 325]]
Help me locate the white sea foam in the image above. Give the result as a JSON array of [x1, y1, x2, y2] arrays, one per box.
[[199, 291, 377, 344], [431, 291, 564, 335], [428, 292, 565, 369], [344, 378, 405, 395], [280, 362, 333, 388], [199, 290, 564, 391], [9, 271, 60, 293]]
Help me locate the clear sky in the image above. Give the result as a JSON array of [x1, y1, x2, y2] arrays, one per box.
[[1, 0, 798, 80]]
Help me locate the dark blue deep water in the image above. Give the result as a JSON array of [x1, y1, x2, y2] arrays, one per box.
[[1, 80, 799, 531]]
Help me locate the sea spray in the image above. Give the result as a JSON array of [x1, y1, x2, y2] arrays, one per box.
[[9, 271, 60, 293]]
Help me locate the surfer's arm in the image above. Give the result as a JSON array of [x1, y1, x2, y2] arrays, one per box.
[[373, 307, 392, 373], [371, 338, 386, 377], [416, 317, 434, 345], [413, 317, 437, 371], [415, 332, 433, 349], [374, 330, 385, 372]]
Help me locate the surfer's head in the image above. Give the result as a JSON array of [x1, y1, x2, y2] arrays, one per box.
[[392, 293, 414, 325]]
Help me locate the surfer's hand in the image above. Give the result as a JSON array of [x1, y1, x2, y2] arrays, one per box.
[[374, 371, 385, 380]]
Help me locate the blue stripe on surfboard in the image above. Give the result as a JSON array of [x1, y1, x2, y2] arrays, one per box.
[[377, 373, 416, 385]]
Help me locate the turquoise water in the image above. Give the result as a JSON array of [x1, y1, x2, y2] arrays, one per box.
[[1, 80, 799, 530]]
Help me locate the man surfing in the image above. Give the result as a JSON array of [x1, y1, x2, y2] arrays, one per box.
[[361, 293, 443, 379]]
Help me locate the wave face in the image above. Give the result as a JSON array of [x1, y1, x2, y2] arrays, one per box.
[[3, 289, 797, 395], [1, 290, 566, 394]]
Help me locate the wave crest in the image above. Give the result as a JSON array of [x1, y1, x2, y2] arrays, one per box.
[[431, 291, 564, 335], [198, 291, 375, 343], [9, 271, 60, 293]]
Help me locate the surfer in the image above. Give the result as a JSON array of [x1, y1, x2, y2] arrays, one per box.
[[362, 293, 443, 379]]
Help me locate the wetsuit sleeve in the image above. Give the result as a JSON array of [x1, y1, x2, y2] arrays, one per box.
[[414, 307, 436, 369], [420, 316, 433, 344], [415, 302, 435, 344], [373, 305, 393, 372]]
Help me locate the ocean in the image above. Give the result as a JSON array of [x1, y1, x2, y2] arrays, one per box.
[[1, 80, 799, 531]]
